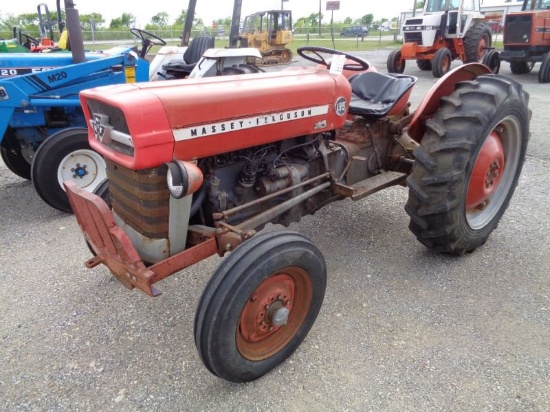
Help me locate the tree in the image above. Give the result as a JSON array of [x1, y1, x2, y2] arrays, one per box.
[[343, 17, 352, 25], [360, 14, 374, 26], [150, 12, 169, 28], [174, 9, 188, 26], [109, 13, 135, 29], [80, 13, 105, 31]]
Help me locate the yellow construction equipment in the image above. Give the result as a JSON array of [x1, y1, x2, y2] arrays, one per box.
[[240, 10, 293, 65]]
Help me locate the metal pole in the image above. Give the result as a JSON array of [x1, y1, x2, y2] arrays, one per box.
[[181, 0, 197, 46], [229, 0, 243, 48], [319, 0, 322, 36]]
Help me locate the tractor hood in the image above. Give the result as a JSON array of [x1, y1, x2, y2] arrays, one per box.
[[80, 67, 352, 170]]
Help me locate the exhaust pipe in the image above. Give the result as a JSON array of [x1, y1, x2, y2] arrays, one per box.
[[64, 0, 85, 63]]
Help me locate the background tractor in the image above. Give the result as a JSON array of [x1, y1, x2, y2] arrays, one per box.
[[64, 45, 530, 383], [239, 9, 293, 65], [482, 0, 550, 83], [388, 0, 492, 77]]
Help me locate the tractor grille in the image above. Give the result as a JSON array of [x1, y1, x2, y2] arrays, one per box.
[[404, 32, 423, 45], [504, 14, 532, 44], [405, 19, 423, 25], [105, 159, 170, 239]]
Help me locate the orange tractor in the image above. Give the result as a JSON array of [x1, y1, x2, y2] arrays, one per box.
[[388, 0, 492, 77], [481, 0, 550, 83]]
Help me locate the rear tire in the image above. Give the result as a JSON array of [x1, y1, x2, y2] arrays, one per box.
[[538, 53, 550, 83], [31, 128, 106, 213], [387, 49, 405, 74], [432, 48, 452, 78], [510, 61, 534, 75], [405, 75, 530, 255], [481, 50, 500, 74], [1, 130, 31, 180], [416, 59, 432, 71], [464, 22, 492, 62], [194, 231, 326, 382]]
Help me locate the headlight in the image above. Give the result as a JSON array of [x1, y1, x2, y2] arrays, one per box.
[[166, 160, 204, 199]]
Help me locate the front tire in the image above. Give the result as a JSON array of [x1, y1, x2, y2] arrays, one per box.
[[416, 59, 432, 71], [432, 47, 452, 78], [405, 75, 530, 255], [194, 231, 326, 382], [510, 61, 534, 75], [31, 128, 106, 213], [481, 50, 500, 74], [387, 49, 405, 74], [1, 130, 31, 180], [538, 53, 550, 83]]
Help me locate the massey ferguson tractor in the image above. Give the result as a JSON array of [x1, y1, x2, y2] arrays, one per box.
[[388, 0, 492, 77], [65, 46, 530, 383], [481, 0, 550, 83]]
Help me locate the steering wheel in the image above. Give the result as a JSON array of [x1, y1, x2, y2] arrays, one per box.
[[297, 46, 370, 71], [21, 33, 40, 49], [130, 28, 167, 58]]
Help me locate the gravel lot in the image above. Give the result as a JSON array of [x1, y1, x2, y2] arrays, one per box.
[[1, 49, 549, 411]]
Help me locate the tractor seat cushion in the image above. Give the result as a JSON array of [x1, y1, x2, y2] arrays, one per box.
[[348, 72, 417, 117], [162, 61, 197, 74]]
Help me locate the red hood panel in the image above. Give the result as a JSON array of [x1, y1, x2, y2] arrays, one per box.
[[80, 68, 352, 167]]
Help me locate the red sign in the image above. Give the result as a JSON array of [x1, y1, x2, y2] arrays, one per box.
[[326, 1, 340, 10]]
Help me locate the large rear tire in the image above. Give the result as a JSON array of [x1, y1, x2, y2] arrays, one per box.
[[387, 49, 405, 74], [31, 128, 107, 213], [194, 231, 326, 382], [405, 75, 530, 255], [464, 22, 492, 62], [432, 48, 452, 78]]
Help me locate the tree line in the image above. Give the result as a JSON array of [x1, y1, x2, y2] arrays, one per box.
[[0, 9, 397, 40]]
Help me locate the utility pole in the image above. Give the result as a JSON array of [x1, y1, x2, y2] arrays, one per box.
[[319, 0, 322, 36]]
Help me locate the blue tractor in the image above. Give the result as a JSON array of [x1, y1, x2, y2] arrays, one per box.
[[0, 0, 166, 212]]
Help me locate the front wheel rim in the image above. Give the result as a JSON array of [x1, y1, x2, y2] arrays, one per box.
[[237, 267, 312, 361], [57, 149, 107, 192], [465, 115, 522, 230]]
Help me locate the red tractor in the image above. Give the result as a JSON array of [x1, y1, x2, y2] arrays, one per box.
[[65, 46, 530, 383]]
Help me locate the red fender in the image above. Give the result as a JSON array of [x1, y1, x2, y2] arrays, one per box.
[[407, 63, 492, 142]]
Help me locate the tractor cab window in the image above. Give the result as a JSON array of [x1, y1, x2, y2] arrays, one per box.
[[426, 0, 448, 12], [536, 0, 550, 9], [242, 13, 265, 34], [462, 0, 475, 11]]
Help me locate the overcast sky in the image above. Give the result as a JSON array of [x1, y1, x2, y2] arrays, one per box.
[[2, 1, 419, 27]]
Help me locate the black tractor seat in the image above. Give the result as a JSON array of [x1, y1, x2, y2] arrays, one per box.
[[348, 72, 417, 118], [162, 35, 215, 77]]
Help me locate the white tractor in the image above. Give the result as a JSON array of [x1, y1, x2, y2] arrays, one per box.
[[388, 0, 492, 77]]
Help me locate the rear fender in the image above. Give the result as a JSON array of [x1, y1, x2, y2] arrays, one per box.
[[407, 63, 492, 142]]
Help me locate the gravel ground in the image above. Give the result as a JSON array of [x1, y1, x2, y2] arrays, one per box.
[[0, 50, 549, 412]]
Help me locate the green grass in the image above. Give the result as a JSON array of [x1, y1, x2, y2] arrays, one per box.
[[85, 35, 502, 56]]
